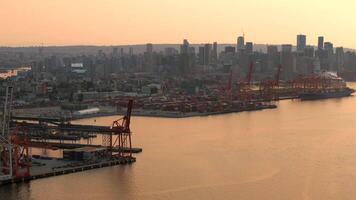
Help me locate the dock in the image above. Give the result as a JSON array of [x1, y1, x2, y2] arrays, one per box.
[[0, 156, 136, 186]]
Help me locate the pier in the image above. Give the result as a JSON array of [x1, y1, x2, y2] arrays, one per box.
[[1, 99, 140, 186]]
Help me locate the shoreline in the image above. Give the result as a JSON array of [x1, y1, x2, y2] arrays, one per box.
[[12, 104, 278, 121]]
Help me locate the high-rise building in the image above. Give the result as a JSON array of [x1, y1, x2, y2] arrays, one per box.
[[237, 36, 245, 50], [198, 47, 205, 65], [267, 45, 279, 72], [225, 46, 236, 54], [281, 44, 295, 80], [336, 47, 344, 71], [120, 48, 124, 57], [112, 47, 119, 57], [282, 44, 292, 53], [164, 47, 178, 56], [189, 46, 195, 55], [267, 45, 278, 55], [245, 42, 253, 54], [304, 46, 314, 57], [146, 43, 153, 54], [324, 42, 334, 54], [297, 34, 306, 52], [318, 36, 324, 50], [204, 43, 212, 65], [180, 39, 190, 54], [212, 42, 218, 64], [129, 47, 134, 56]]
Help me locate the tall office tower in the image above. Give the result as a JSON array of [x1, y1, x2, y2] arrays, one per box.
[[164, 47, 178, 56], [297, 34, 306, 52], [267, 45, 279, 72], [318, 36, 324, 50], [304, 46, 314, 57], [120, 48, 124, 57], [324, 42, 334, 54], [145, 43, 153, 71], [189, 46, 195, 55], [245, 42, 253, 54], [212, 42, 218, 63], [146, 43, 153, 54], [188, 46, 196, 69], [180, 39, 190, 54], [237, 36, 245, 50], [129, 47, 134, 56], [335, 47, 344, 71], [204, 44, 212, 65], [267, 45, 278, 55], [282, 44, 292, 53], [225, 46, 236, 54], [281, 44, 295, 80], [198, 46, 205, 65], [113, 47, 119, 57]]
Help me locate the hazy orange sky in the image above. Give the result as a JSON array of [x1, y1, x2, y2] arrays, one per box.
[[1, 0, 356, 48]]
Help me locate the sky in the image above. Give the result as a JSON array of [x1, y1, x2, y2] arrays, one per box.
[[1, 0, 356, 48]]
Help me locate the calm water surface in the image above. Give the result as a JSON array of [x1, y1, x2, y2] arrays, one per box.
[[2, 84, 356, 200]]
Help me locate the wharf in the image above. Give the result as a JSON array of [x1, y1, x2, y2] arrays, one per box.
[[29, 141, 143, 153], [0, 157, 136, 186], [13, 102, 279, 121]]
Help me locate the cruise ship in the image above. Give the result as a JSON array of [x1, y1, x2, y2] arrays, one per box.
[[298, 72, 355, 100], [299, 87, 355, 100]]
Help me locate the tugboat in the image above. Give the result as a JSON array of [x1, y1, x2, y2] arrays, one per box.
[[296, 72, 355, 100]]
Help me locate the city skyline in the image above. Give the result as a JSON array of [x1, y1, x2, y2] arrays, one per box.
[[1, 0, 356, 48]]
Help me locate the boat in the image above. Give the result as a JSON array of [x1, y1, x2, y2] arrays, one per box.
[[294, 71, 355, 100], [299, 87, 355, 100]]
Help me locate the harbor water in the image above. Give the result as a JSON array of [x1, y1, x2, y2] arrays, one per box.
[[2, 83, 356, 200]]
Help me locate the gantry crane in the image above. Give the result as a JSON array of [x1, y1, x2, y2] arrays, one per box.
[[102, 99, 134, 158], [1, 86, 31, 179], [236, 61, 254, 102], [259, 64, 282, 101], [1, 86, 14, 180]]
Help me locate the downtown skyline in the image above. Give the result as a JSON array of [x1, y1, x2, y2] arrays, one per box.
[[1, 0, 356, 48]]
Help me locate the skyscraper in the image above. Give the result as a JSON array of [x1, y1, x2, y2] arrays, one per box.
[[297, 34, 306, 52], [180, 39, 189, 54], [145, 43, 153, 71], [204, 43, 212, 65], [225, 46, 236, 54], [324, 42, 334, 54], [146, 43, 153, 54], [267, 45, 279, 72], [282, 44, 292, 53], [198, 47, 205, 65], [281, 44, 295, 80], [237, 36, 245, 50], [336, 47, 344, 71], [267, 45, 278, 55], [318, 36, 324, 50], [212, 42, 218, 64], [303, 46, 314, 57], [245, 42, 253, 54], [120, 48, 124, 57], [112, 47, 119, 57]]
